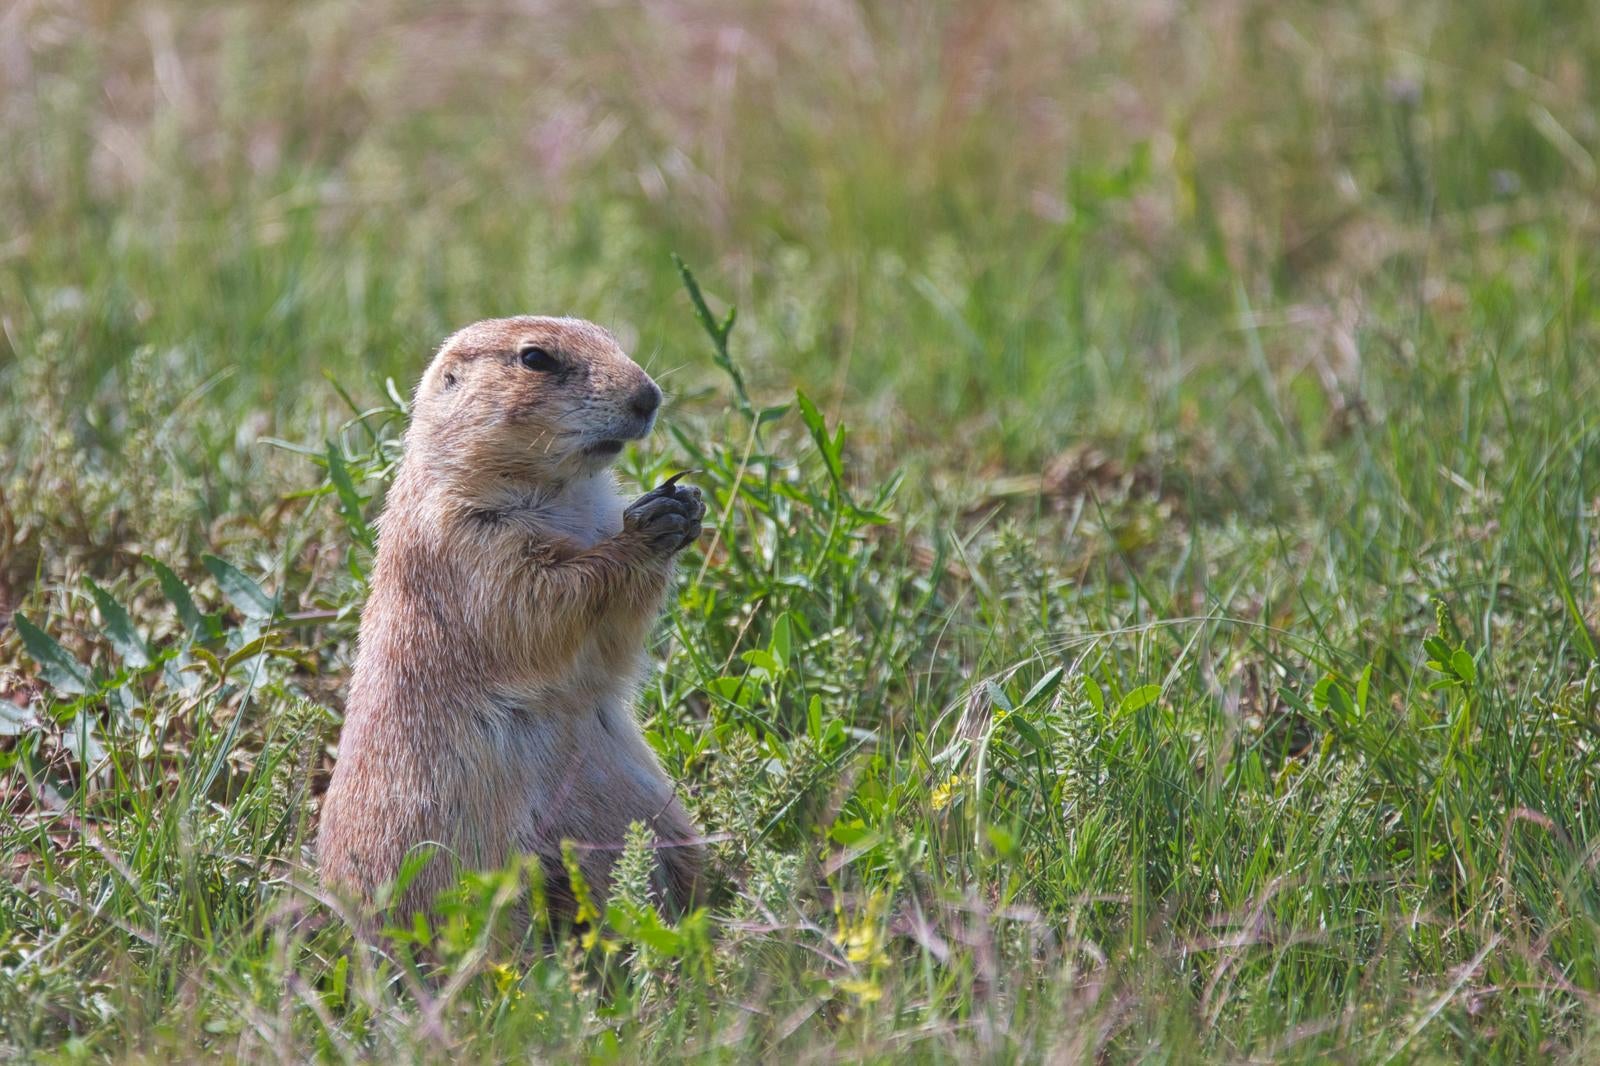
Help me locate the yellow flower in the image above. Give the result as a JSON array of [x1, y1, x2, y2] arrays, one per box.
[[835, 897, 889, 964], [489, 962, 524, 1001], [839, 978, 883, 1003], [930, 773, 966, 811], [841, 921, 881, 965]]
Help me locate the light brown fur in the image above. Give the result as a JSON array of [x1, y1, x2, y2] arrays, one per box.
[[317, 316, 705, 921]]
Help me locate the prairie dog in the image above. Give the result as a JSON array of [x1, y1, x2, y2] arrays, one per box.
[[317, 316, 705, 920]]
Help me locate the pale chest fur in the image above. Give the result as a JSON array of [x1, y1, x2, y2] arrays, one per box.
[[449, 474, 680, 860], [484, 473, 625, 549], [457, 472, 647, 697]]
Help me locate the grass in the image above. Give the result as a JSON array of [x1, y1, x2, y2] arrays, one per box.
[[3, 0, 1600, 1060]]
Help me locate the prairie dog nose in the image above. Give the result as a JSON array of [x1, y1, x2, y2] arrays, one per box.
[[630, 381, 663, 420]]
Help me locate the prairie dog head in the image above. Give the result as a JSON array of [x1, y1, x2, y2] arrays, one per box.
[[409, 316, 662, 490]]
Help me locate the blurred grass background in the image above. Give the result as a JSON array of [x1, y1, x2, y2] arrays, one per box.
[[6, 0, 1592, 495], [4, 0, 1600, 1060]]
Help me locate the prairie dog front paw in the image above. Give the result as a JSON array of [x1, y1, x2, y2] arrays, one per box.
[[623, 477, 706, 554]]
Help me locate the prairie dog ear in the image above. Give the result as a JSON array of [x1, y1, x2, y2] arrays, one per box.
[[416, 350, 467, 405], [416, 322, 489, 401]]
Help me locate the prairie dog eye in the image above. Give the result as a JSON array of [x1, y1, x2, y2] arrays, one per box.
[[519, 345, 560, 372]]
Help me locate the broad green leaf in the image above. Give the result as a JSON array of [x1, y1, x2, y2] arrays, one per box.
[[984, 680, 1015, 714], [740, 648, 781, 678], [829, 818, 873, 847], [185, 646, 224, 681], [1277, 686, 1313, 717], [769, 612, 793, 670], [223, 635, 275, 671], [1022, 666, 1065, 710], [202, 555, 276, 620], [325, 955, 348, 1010], [144, 555, 210, 638], [705, 676, 750, 703], [83, 579, 151, 668], [986, 824, 1016, 856], [1117, 683, 1162, 716], [13, 615, 92, 695], [0, 703, 35, 736], [1007, 714, 1049, 753], [1083, 675, 1105, 714], [1451, 648, 1477, 684], [1314, 676, 1357, 721], [610, 905, 684, 956], [325, 443, 374, 547]]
